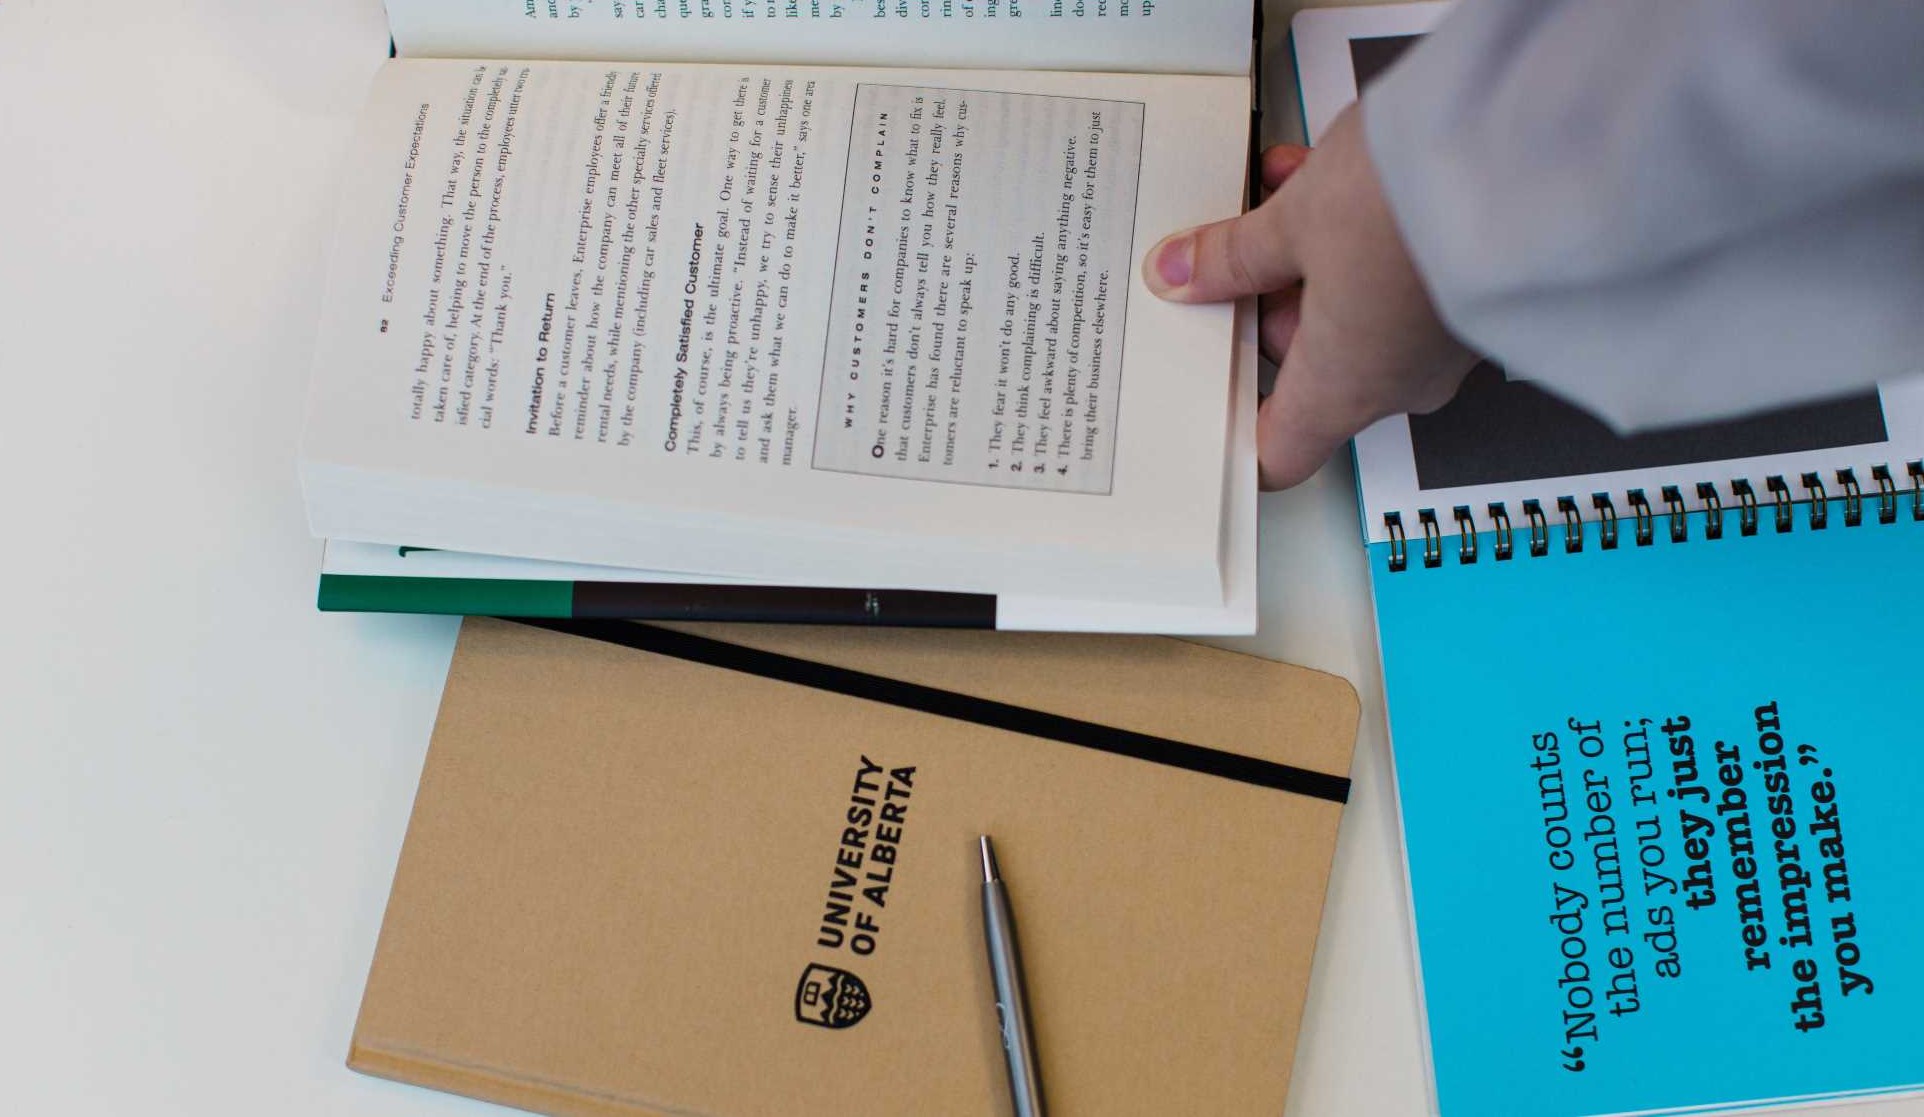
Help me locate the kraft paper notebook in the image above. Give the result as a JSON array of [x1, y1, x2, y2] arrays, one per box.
[[1296, 6, 1924, 1116], [350, 617, 1359, 1117]]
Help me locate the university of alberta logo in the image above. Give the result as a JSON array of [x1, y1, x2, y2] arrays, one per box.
[[794, 963, 871, 1029]]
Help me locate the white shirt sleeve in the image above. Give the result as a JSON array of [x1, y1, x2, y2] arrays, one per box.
[[1361, 0, 1924, 431]]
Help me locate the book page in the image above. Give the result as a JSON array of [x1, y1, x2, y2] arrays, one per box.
[[302, 60, 1248, 602], [385, 0, 1254, 77]]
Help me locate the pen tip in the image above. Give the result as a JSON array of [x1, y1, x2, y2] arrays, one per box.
[[978, 834, 999, 883]]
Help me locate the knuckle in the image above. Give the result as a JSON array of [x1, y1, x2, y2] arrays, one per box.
[[1224, 230, 1265, 295]]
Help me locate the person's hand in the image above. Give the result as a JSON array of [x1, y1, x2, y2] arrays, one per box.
[[1143, 104, 1479, 490]]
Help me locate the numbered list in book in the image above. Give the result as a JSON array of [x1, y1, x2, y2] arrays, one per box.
[[811, 85, 1141, 493]]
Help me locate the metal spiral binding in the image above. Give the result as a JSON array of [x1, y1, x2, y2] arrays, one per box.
[[1838, 468, 1863, 527], [1385, 511, 1409, 572], [1418, 509, 1443, 569], [1696, 482, 1724, 540], [1731, 480, 1759, 536], [1766, 475, 1794, 532], [1489, 503, 1514, 560], [1803, 472, 1830, 529], [1662, 486, 1688, 543], [1453, 506, 1478, 564], [1379, 459, 1924, 572], [1556, 497, 1583, 553], [1627, 490, 1654, 546], [1872, 465, 1898, 524], [1592, 493, 1619, 550], [1523, 500, 1550, 557]]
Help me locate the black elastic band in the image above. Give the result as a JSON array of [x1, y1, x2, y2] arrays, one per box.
[[510, 618, 1351, 804]]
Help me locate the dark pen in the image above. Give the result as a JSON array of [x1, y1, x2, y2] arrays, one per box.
[[979, 835, 1045, 1117]]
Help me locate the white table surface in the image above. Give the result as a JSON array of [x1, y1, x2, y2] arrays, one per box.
[[0, 2, 1907, 1114]]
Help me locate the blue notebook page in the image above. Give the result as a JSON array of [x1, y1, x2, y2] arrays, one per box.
[[1371, 503, 1924, 1116]]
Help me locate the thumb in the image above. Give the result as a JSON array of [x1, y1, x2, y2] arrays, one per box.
[[1143, 194, 1301, 304]]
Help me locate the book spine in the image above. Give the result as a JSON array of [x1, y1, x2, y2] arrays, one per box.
[[572, 583, 996, 627], [318, 575, 573, 616], [317, 574, 997, 628], [1249, 0, 1265, 207], [350, 1042, 659, 1117], [1376, 461, 1924, 572]]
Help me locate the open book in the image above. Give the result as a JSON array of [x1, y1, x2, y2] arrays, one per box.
[[298, 1, 1262, 632]]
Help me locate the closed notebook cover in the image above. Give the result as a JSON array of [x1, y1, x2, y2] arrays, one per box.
[[349, 617, 1358, 1117]]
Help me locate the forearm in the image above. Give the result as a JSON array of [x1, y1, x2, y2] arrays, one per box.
[[1364, 0, 1924, 429]]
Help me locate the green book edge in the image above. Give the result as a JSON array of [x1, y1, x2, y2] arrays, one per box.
[[318, 574, 572, 617]]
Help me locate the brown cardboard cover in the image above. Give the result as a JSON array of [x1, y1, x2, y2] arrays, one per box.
[[350, 618, 1359, 1116]]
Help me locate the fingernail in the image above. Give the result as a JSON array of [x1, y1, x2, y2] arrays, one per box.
[[1153, 235, 1194, 290]]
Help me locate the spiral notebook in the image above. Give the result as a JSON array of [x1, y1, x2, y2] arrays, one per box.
[[1296, 5, 1924, 1115]]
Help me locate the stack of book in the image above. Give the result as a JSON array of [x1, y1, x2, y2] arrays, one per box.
[[299, 0, 1265, 633]]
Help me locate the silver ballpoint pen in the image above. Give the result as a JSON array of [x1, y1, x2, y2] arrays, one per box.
[[979, 835, 1046, 1117]]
